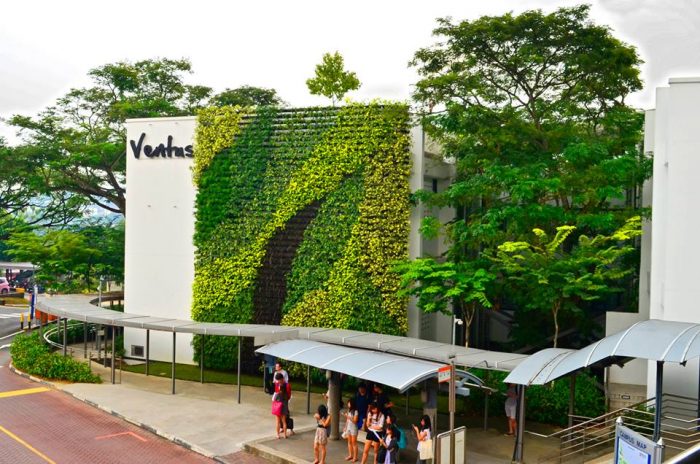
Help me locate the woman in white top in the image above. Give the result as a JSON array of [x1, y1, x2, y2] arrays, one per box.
[[360, 402, 384, 464], [344, 398, 359, 462], [412, 415, 432, 464]]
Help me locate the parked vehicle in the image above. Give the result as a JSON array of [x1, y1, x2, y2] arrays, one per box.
[[0, 277, 10, 294]]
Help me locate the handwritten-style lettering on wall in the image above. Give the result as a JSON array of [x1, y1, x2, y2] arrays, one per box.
[[130, 133, 193, 159]]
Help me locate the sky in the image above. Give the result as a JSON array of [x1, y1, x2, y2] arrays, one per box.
[[2, 0, 699, 144]]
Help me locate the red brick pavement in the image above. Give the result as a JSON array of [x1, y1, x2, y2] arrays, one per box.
[[0, 360, 213, 464]]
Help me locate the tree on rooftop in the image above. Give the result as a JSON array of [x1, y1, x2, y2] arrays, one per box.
[[306, 52, 361, 106], [209, 85, 285, 107]]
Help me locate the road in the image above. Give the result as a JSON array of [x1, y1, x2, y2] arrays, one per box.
[[0, 331, 214, 463], [0, 305, 26, 343]]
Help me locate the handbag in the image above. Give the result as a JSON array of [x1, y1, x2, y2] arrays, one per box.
[[419, 438, 434, 460], [271, 400, 283, 416]]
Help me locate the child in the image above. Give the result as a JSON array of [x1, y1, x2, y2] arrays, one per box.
[[313, 404, 331, 464]]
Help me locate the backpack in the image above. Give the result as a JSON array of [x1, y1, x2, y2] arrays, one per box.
[[397, 427, 407, 449]]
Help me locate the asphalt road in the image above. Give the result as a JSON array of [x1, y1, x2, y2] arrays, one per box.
[[0, 333, 214, 463], [0, 305, 26, 346]]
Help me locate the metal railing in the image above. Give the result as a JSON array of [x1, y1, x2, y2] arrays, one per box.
[[531, 393, 700, 463]]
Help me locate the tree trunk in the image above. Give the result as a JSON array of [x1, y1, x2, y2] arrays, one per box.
[[464, 302, 476, 349], [552, 301, 561, 348]]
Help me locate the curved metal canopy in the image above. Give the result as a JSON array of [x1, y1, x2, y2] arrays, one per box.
[[505, 319, 700, 386], [256, 339, 484, 393]]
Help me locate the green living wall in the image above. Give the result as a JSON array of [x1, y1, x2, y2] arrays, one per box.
[[192, 104, 412, 369]]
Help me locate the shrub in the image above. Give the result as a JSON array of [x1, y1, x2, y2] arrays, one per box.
[[468, 369, 604, 427], [10, 332, 101, 383]]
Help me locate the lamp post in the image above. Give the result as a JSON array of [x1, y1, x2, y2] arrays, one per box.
[[451, 316, 464, 345]]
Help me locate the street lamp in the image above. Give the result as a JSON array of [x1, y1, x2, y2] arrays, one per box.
[[451, 315, 463, 345]]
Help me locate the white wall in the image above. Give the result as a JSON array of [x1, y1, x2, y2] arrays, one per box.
[[646, 78, 700, 399], [124, 116, 197, 364]]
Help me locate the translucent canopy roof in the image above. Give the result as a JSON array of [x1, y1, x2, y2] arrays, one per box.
[[256, 339, 484, 393], [505, 319, 700, 386]]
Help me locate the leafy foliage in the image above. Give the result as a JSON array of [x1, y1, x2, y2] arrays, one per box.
[[8, 58, 212, 215], [395, 258, 494, 347], [10, 332, 101, 383], [306, 52, 361, 105], [491, 217, 642, 347], [209, 86, 285, 107], [192, 104, 411, 369], [403, 6, 649, 347]]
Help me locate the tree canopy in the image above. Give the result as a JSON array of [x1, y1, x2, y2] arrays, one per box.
[[209, 85, 285, 107], [306, 52, 361, 105], [403, 5, 650, 348]]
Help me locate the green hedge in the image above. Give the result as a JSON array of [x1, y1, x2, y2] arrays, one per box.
[[10, 332, 101, 383], [191, 104, 411, 369], [469, 369, 605, 426]]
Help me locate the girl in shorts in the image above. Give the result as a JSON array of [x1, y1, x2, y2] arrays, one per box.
[[344, 398, 359, 462], [313, 404, 331, 464], [361, 402, 384, 464]]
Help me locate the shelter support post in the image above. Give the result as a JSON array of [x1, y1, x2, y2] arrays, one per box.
[[513, 385, 526, 464], [62, 318, 67, 356], [328, 370, 341, 440], [237, 337, 241, 404], [83, 322, 87, 358], [111, 325, 116, 384], [306, 365, 311, 415], [449, 361, 456, 464], [483, 391, 489, 430], [422, 380, 438, 433], [38, 312, 43, 341], [200, 336, 204, 384], [171, 331, 176, 395], [654, 361, 664, 441], [568, 374, 577, 431], [697, 361, 700, 431], [145, 329, 150, 376]]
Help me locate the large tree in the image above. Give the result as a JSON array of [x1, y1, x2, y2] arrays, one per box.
[[306, 52, 361, 105], [405, 5, 650, 347], [8, 58, 213, 215]]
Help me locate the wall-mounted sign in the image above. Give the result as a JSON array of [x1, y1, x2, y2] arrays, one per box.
[[130, 133, 193, 159]]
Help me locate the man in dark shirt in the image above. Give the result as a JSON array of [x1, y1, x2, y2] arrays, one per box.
[[354, 383, 370, 430], [371, 384, 394, 416]]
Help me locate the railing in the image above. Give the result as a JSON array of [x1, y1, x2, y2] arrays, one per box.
[[531, 393, 700, 463]]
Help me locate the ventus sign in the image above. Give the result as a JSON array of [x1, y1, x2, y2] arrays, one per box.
[[130, 132, 193, 159]]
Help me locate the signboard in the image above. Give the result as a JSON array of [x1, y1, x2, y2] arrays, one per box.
[[438, 365, 452, 383], [436, 427, 466, 464], [614, 423, 663, 464]]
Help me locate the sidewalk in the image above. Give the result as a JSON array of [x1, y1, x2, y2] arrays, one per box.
[[13, 351, 563, 463]]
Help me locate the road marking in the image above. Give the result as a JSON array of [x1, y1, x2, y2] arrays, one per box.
[[0, 387, 50, 399], [0, 313, 22, 319], [0, 330, 24, 340], [95, 431, 148, 442], [0, 424, 57, 464]]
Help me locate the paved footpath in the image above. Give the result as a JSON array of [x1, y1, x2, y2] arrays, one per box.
[[0, 347, 216, 464]]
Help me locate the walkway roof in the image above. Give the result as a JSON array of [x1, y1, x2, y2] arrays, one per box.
[[505, 319, 700, 386], [256, 339, 484, 393], [36, 294, 528, 372]]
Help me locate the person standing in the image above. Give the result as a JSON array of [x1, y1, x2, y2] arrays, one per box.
[[354, 383, 370, 430], [314, 404, 331, 464], [272, 372, 291, 439], [505, 383, 518, 436], [344, 398, 359, 462], [361, 402, 384, 464], [274, 362, 289, 384], [371, 384, 393, 417], [377, 425, 398, 464], [412, 415, 432, 464]]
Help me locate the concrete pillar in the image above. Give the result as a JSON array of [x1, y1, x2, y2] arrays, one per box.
[[422, 380, 438, 432], [328, 370, 341, 440]]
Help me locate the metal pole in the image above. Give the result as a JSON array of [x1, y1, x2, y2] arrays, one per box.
[[237, 337, 241, 404], [306, 364, 311, 414], [654, 361, 664, 441], [111, 326, 116, 384], [145, 329, 150, 376], [39, 312, 43, 341], [697, 360, 700, 431], [171, 331, 176, 395], [513, 385, 526, 463], [62, 318, 67, 357], [449, 360, 455, 464], [568, 374, 577, 431], [83, 322, 87, 358], [483, 391, 489, 430], [200, 335, 204, 384]]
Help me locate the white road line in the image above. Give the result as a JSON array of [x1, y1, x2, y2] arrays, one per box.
[[0, 344, 11, 350], [0, 330, 24, 340]]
